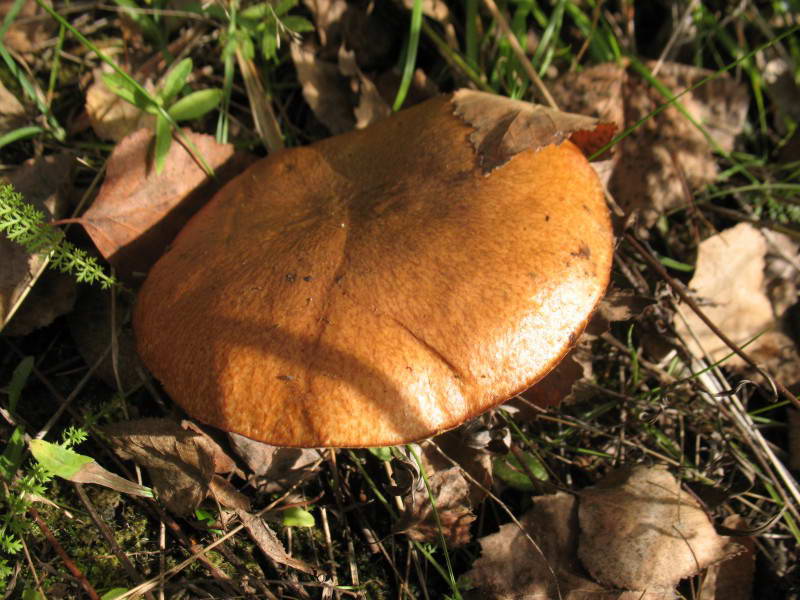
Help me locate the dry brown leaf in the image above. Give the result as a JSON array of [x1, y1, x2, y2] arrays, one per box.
[[235, 508, 316, 574], [85, 67, 155, 142], [78, 128, 252, 280], [227, 433, 321, 493], [613, 64, 748, 229], [426, 432, 492, 507], [553, 62, 748, 229], [0, 153, 75, 334], [699, 514, 755, 600], [375, 68, 439, 109], [764, 230, 800, 319], [103, 418, 240, 516], [337, 46, 390, 129], [0, 0, 55, 54], [452, 89, 616, 174], [395, 466, 476, 547], [290, 41, 355, 134], [597, 288, 654, 324], [578, 466, 740, 591], [301, 0, 397, 69], [465, 493, 631, 600], [291, 41, 391, 134], [551, 63, 627, 127], [0, 80, 26, 132], [301, 0, 347, 49], [674, 223, 773, 367]]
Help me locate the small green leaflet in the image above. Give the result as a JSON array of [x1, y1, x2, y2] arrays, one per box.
[[493, 451, 549, 491], [282, 506, 315, 528], [29, 439, 153, 497]]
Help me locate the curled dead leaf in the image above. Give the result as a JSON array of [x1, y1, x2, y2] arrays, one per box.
[[394, 465, 475, 547], [337, 45, 390, 129], [228, 433, 321, 493], [103, 418, 240, 516], [0, 0, 55, 54], [0, 80, 26, 132]]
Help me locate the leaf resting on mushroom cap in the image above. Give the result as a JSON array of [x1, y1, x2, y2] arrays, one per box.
[[452, 89, 616, 173], [134, 92, 614, 447]]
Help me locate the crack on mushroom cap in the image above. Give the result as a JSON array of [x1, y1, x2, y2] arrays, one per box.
[[134, 93, 614, 447]]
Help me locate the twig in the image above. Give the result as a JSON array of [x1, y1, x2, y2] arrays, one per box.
[[29, 506, 101, 600]]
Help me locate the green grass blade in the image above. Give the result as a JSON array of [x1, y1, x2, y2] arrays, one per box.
[[393, 0, 424, 111]]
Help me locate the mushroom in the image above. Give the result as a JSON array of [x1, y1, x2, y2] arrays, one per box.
[[133, 91, 614, 448]]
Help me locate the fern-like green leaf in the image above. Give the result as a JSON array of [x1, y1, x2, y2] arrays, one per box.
[[0, 184, 118, 289]]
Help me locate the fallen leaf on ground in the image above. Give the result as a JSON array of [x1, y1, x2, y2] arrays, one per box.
[[1, 153, 75, 334], [578, 465, 741, 591], [85, 67, 155, 141], [301, 0, 347, 49], [615, 63, 747, 229], [301, 0, 397, 69], [551, 63, 627, 129], [426, 431, 492, 506], [0, 0, 55, 54], [395, 465, 476, 547], [78, 128, 253, 280], [764, 230, 800, 319], [0, 80, 26, 132], [103, 418, 244, 515], [699, 514, 755, 600], [552, 62, 749, 230], [452, 89, 616, 174], [674, 223, 773, 367], [338, 46, 390, 129], [291, 40, 392, 135], [228, 433, 321, 493], [594, 287, 655, 325], [465, 493, 620, 599], [291, 41, 356, 134]]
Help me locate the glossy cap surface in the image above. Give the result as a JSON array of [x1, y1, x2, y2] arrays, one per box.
[[134, 93, 614, 447]]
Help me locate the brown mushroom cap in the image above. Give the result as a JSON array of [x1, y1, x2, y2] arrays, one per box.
[[134, 92, 614, 448]]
